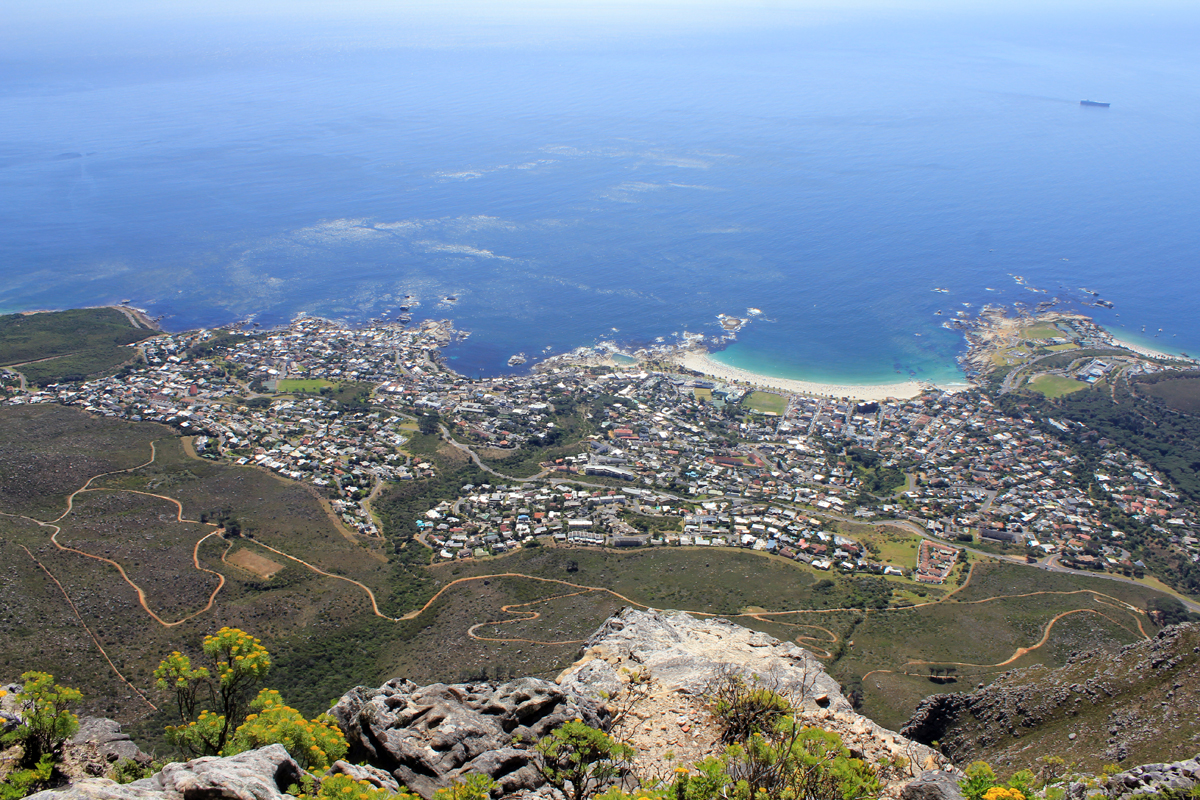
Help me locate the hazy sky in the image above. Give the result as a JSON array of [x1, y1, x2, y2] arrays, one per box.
[[4, 0, 1196, 63]]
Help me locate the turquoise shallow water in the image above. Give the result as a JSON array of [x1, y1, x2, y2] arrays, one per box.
[[2, 9, 1198, 382]]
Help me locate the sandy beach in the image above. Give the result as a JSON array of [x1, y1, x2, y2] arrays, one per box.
[[677, 351, 932, 402], [1109, 336, 1194, 363]]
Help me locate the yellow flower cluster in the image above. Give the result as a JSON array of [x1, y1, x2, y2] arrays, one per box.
[[983, 788, 1026, 800], [303, 774, 397, 800]]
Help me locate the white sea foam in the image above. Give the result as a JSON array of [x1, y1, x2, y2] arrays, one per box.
[[418, 241, 512, 260], [290, 218, 384, 244]]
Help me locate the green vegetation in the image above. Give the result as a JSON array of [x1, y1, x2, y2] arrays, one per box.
[[229, 689, 347, 771], [742, 391, 787, 415], [535, 720, 633, 800], [275, 378, 334, 393], [0, 308, 157, 386], [0, 672, 82, 798], [155, 627, 274, 756], [619, 511, 683, 534], [1138, 373, 1200, 415], [706, 672, 792, 743], [844, 447, 905, 496], [1027, 374, 1086, 398]]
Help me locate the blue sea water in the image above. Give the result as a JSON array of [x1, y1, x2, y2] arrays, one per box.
[[2, 7, 1199, 385]]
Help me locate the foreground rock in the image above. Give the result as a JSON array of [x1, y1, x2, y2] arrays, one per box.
[[329, 677, 608, 799], [60, 717, 153, 779], [27, 744, 302, 800], [556, 608, 943, 793]]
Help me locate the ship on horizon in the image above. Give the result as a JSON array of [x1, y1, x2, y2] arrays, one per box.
[[1081, 100, 1110, 107]]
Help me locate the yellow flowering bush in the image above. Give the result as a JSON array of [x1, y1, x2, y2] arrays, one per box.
[[983, 788, 1025, 800], [293, 773, 420, 800], [228, 689, 348, 771], [432, 774, 497, 800]]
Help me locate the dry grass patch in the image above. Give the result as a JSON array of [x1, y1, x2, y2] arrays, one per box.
[[227, 547, 284, 579]]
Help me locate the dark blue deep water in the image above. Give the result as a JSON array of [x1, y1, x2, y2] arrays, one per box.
[[2, 8, 1199, 384]]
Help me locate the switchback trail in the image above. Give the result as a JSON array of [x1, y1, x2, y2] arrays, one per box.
[[3, 438, 230, 699], [862, 594, 1149, 682]]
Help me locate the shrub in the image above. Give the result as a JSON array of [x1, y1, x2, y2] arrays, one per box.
[[704, 672, 793, 744], [293, 773, 415, 800], [228, 689, 347, 771], [1038, 756, 1067, 786], [535, 720, 634, 800], [113, 758, 158, 784], [982, 789, 1025, 800], [0, 672, 82, 766], [960, 761, 999, 800], [433, 773, 498, 800], [0, 755, 54, 800]]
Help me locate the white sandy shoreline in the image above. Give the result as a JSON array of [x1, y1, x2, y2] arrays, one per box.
[[676, 351, 938, 402], [1108, 336, 1194, 362]]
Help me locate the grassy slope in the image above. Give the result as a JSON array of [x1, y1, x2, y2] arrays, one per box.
[[0, 406, 411, 732]]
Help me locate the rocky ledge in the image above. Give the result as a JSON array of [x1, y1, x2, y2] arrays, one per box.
[[556, 608, 944, 790], [1085, 754, 1200, 800]]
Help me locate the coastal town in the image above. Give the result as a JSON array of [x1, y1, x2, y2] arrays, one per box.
[[3, 310, 1198, 591]]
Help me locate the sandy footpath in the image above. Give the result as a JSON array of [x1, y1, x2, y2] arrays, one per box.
[[676, 351, 930, 402]]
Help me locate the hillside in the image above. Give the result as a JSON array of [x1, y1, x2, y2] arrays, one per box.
[[0, 403, 1184, 743], [902, 622, 1200, 774], [0, 308, 158, 386]]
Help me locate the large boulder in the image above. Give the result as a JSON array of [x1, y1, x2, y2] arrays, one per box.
[[27, 744, 304, 800], [69, 718, 151, 767], [900, 770, 966, 800], [556, 608, 941, 776], [329, 677, 607, 799], [59, 717, 153, 779]]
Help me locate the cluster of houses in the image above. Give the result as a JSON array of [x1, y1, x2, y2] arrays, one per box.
[[4, 312, 1199, 583], [915, 539, 960, 584]]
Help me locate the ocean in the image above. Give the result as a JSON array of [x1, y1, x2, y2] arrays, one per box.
[[2, 6, 1199, 385]]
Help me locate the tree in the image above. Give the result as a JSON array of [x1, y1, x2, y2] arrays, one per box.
[[154, 627, 272, 756], [418, 412, 441, 435]]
